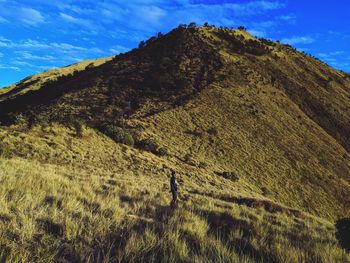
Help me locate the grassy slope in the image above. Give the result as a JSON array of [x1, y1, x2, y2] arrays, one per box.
[[0, 56, 113, 99], [0, 125, 348, 262], [0, 26, 350, 262], [141, 83, 350, 220]]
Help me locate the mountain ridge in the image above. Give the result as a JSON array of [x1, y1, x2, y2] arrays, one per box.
[[1, 26, 349, 152], [0, 25, 349, 262]]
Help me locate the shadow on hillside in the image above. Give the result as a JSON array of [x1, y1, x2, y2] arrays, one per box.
[[200, 210, 253, 240], [188, 189, 303, 217], [335, 218, 350, 252], [195, 209, 279, 263]]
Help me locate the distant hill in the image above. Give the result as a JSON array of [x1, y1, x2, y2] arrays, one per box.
[[0, 25, 349, 262]]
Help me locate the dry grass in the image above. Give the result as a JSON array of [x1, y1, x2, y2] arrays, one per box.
[[0, 56, 113, 99], [0, 26, 350, 262], [139, 82, 350, 220], [0, 124, 349, 262]]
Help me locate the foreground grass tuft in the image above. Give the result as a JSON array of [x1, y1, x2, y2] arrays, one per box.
[[0, 155, 349, 262]]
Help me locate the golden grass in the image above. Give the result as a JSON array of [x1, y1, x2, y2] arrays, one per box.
[[0, 26, 350, 262], [0, 124, 349, 262], [0, 56, 113, 98], [140, 82, 350, 220]]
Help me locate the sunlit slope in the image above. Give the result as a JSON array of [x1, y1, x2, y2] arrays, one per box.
[[0, 25, 350, 261], [0, 56, 113, 99], [139, 82, 350, 220], [0, 26, 349, 220], [0, 123, 349, 262]]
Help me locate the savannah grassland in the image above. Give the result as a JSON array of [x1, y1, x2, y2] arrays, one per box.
[[0, 26, 350, 262], [0, 106, 349, 262]]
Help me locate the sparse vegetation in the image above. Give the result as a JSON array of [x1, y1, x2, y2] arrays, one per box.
[[135, 138, 168, 156], [336, 218, 350, 252], [0, 25, 349, 262], [220, 171, 239, 182], [98, 121, 135, 146], [71, 120, 83, 138], [0, 155, 348, 262], [0, 142, 12, 158], [207, 127, 218, 136]]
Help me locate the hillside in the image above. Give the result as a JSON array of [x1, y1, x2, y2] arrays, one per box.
[[0, 25, 349, 262]]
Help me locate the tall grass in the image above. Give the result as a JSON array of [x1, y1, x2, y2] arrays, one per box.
[[0, 155, 348, 262]]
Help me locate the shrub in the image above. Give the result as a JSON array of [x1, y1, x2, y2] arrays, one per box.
[[65, 116, 83, 138], [107, 126, 134, 146], [261, 187, 270, 196], [220, 172, 239, 182], [207, 127, 218, 136], [335, 218, 350, 252], [0, 142, 12, 159], [136, 138, 157, 152], [123, 132, 135, 147], [14, 113, 27, 125], [135, 138, 167, 156], [157, 147, 168, 156], [138, 41, 146, 48], [72, 120, 83, 138], [199, 162, 207, 169], [27, 111, 37, 129], [186, 130, 202, 137], [85, 63, 94, 70], [183, 154, 195, 166], [98, 122, 134, 146]]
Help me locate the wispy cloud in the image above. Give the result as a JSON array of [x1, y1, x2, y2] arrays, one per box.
[[317, 51, 344, 59], [0, 64, 20, 71], [1, 0, 349, 84], [248, 29, 266, 37], [281, 36, 315, 45], [18, 7, 45, 25], [59, 12, 95, 29], [0, 15, 8, 23], [109, 45, 130, 54], [278, 14, 296, 24], [0, 38, 103, 54], [0, 3, 45, 26], [14, 51, 56, 62]]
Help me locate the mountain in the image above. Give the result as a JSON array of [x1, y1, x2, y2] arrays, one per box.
[[0, 25, 349, 262]]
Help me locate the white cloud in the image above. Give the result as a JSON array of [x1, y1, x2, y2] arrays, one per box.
[[0, 36, 11, 47], [0, 16, 8, 23], [109, 45, 130, 54], [248, 29, 266, 37], [11, 60, 35, 67], [0, 36, 107, 73], [0, 38, 103, 54], [18, 7, 45, 25], [59, 12, 94, 28], [135, 5, 167, 25], [0, 64, 20, 71], [14, 51, 55, 62], [317, 53, 329, 58], [317, 51, 344, 59], [278, 15, 296, 24], [281, 36, 315, 45], [330, 51, 344, 56], [227, 1, 284, 15]]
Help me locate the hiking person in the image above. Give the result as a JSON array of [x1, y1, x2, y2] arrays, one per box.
[[170, 171, 178, 206]]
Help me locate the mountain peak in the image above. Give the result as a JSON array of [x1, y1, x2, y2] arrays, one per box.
[[0, 24, 349, 152], [1, 24, 350, 262]]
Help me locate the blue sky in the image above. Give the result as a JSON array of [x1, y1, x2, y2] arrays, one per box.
[[0, 0, 349, 88]]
